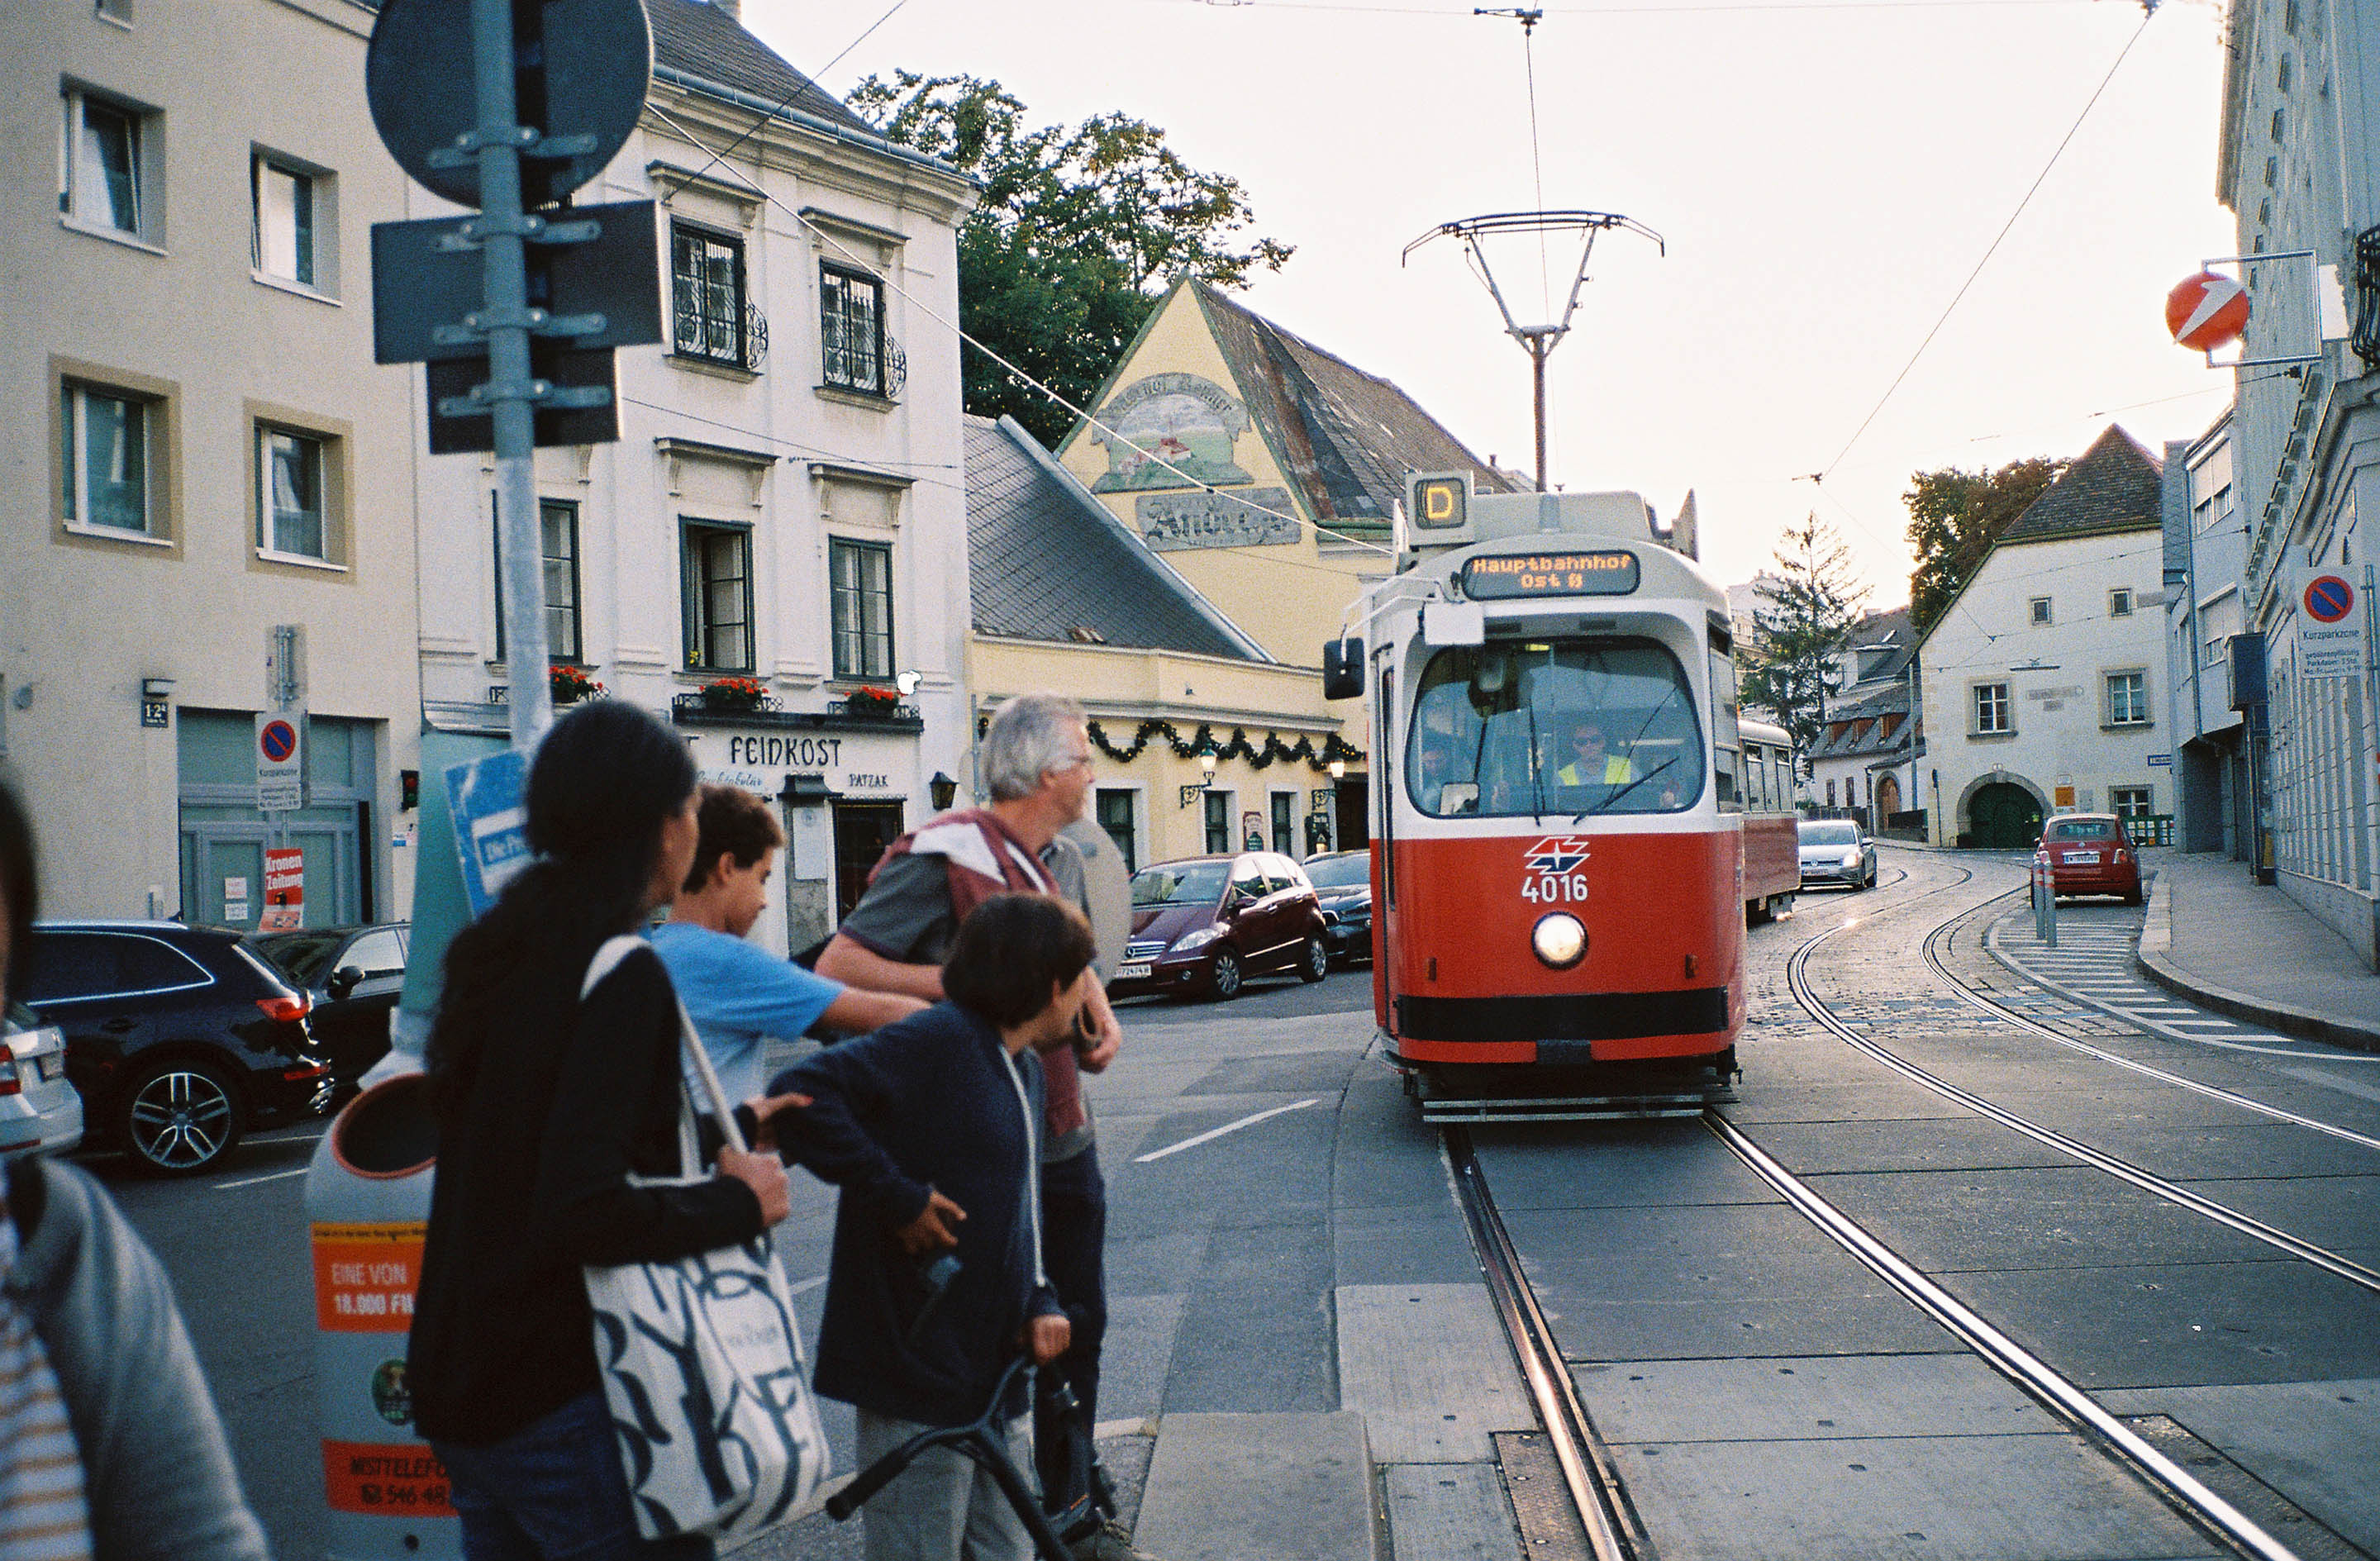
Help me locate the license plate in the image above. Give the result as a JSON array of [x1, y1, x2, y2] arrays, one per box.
[[1116, 963, 1153, 980], [36, 1054, 60, 1081], [2063, 852, 2099, 864]]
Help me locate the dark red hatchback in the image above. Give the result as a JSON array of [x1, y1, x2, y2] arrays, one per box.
[[1110, 852, 1331, 1001]]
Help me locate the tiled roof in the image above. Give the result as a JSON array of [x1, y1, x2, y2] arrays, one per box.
[[1193, 283, 1517, 531], [645, 0, 876, 136], [1997, 425, 2164, 545], [1813, 678, 1913, 759], [966, 416, 1264, 661]]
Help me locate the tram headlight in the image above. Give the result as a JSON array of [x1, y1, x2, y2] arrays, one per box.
[[1530, 912, 1587, 970]]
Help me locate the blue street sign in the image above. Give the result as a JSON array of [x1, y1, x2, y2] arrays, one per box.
[[443, 749, 531, 919]]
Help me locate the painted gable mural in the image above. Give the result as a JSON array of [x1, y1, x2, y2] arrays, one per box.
[[1091, 373, 1254, 491], [1090, 371, 1300, 551]]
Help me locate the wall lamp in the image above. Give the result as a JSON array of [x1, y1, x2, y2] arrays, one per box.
[[1180, 746, 1219, 808], [929, 770, 959, 811], [1328, 759, 1346, 779]]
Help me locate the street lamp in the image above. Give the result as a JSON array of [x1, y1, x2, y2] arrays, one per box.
[[1328, 759, 1346, 780]]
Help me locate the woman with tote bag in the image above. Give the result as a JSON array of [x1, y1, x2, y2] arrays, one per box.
[[408, 701, 793, 1561]]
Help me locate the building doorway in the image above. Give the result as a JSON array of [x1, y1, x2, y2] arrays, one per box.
[[1875, 773, 1902, 826], [1968, 781, 2041, 849], [177, 711, 376, 929], [831, 800, 906, 921], [1334, 776, 1369, 850]]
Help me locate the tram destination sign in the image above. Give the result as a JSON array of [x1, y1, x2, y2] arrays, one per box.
[[1462, 550, 1640, 600]]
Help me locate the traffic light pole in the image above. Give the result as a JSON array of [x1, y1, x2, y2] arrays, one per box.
[[472, 0, 553, 750]]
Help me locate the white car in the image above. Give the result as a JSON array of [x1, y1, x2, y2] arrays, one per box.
[[1, 1002, 84, 1159], [1797, 819, 1878, 892]]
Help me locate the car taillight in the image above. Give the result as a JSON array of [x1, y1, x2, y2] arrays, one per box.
[[2113, 849, 2131, 864], [0, 1054, 19, 1097], [283, 1059, 330, 1080], [256, 995, 311, 1023]]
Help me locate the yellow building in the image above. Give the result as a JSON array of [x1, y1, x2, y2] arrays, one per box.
[[1047, 281, 1518, 845], [965, 415, 1359, 869]]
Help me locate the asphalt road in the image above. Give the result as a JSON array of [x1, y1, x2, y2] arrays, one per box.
[[94, 854, 2380, 1559]]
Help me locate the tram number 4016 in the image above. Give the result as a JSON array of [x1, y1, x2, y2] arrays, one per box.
[[1521, 873, 1590, 903]]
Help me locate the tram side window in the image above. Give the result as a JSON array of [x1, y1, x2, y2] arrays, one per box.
[[1708, 645, 1740, 811], [1406, 637, 1705, 819]]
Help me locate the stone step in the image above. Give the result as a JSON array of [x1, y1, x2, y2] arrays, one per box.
[[1133, 1412, 1378, 1561]]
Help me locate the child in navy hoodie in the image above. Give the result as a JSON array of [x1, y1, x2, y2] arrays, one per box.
[[769, 893, 1095, 1561]]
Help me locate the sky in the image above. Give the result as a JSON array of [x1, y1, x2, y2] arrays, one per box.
[[743, 0, 2242, 608]]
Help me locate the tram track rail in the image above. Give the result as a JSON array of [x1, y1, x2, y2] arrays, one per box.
[[1754, 859, 2380, 1559], [1445, 1124, 1649, 1561], [1920, 897, 2380, 1154]]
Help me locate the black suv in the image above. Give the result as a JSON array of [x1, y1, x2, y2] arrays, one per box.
[[247, 922, 409, 1091], [18, 921, 334, 1174]]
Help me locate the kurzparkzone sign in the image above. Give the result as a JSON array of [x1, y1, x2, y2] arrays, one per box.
[[2299, 573, 2365, 679]]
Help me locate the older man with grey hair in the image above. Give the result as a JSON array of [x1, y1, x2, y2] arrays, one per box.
[[817, 692, 1152, 1561]]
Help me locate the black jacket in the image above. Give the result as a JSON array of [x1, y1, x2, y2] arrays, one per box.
[[410, 942, 764, 1444], [772, 1002, 1060, 1427]]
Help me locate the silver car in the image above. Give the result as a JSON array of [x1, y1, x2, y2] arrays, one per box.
[[1797, 818, 1878, 892], [1, 1002, 85, 1159]]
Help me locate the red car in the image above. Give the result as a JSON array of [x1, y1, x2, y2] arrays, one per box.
[[2040, 813, 2144, 904]]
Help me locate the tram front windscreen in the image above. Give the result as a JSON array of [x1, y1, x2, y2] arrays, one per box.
[[1406, 637, 1706, 819]]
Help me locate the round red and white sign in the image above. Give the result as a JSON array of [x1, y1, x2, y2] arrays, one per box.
[[2166, 270, 2250, 352]]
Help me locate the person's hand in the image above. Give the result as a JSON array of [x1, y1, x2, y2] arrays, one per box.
[[896, 1188, 966, 1255], [718, 1146, 791, 1225], [740, 1090, 813, 1151], [1076, 977, 1121, 1073], [1025, 1312, 1072, 1366]]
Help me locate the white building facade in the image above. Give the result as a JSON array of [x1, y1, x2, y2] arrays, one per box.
[[2214, 0, 2380, 963], [2, 0, 420, 927], [2160, 414, 2257, 859], [410, 0, 976, 959], [1918, 429, 2172, 848]]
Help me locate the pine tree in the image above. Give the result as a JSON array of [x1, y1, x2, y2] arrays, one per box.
[[1741, 515, 1869, 761]]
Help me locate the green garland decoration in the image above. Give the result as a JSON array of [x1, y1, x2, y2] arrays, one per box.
[[1083, 719, 1363, 773]]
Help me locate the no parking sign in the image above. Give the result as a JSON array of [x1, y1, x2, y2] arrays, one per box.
[[2300, 573, 2365, 678]]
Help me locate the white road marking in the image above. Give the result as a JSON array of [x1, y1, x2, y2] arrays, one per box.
[[214, 1166, 312, 1191], [790, 1273, 828, 1296], [1134, 1098, 1322, 1164]]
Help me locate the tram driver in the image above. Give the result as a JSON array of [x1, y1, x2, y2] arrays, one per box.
[[1556, 719, 1635, 786]]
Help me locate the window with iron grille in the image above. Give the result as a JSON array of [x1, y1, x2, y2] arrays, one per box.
[[830, 538, 893, 678], [671, 223, 749, 369], [2111, 786, 2152, 820], [1972, 682, 2011, 735], [821, 264, 886, 395], [681, 521, 753, 672], [2106, 670, 2149, 726]]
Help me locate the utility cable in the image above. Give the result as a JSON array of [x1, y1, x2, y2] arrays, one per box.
[[642, 101, 1399, 559], [655, 0, 912, 207], [1815, 7, 2155, 482]]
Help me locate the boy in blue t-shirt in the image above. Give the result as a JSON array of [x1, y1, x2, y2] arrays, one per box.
[[654, 785, 926, 1102]]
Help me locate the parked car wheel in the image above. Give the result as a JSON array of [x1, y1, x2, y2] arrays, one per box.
[[1207, 948, 1244, 1002], [121, 1058, 242, 1175], [1297, 935, 1329, 983]]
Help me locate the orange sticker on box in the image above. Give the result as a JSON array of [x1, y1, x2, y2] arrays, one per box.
[[322, 1440, 454, 1516], [312, 1222, 427, 1333]]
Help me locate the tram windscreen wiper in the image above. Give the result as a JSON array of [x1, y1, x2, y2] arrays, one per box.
[[1575, 757, 1677, 821], [1525, 702, 1547, 820]]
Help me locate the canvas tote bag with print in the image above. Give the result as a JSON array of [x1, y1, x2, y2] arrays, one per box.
[[578, 935, 830, 1541]]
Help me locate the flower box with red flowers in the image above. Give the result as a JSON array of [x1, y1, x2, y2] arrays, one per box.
[[550, 664, 603, 706]]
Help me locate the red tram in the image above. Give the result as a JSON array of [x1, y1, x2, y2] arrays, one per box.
[[1324, 478, 1797, 1117]]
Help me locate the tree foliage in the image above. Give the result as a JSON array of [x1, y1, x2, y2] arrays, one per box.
[[1903, 456, 2066, 634], [1741, 515, 1869, 759], [850, 72, 1294, 447]]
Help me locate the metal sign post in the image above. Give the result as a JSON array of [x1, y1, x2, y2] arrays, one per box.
[[2030, 849, 2058, 946], [366, 0, 659, 754]]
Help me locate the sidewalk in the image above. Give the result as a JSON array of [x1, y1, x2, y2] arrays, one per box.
[[2136, 848, 2380, 1051]]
